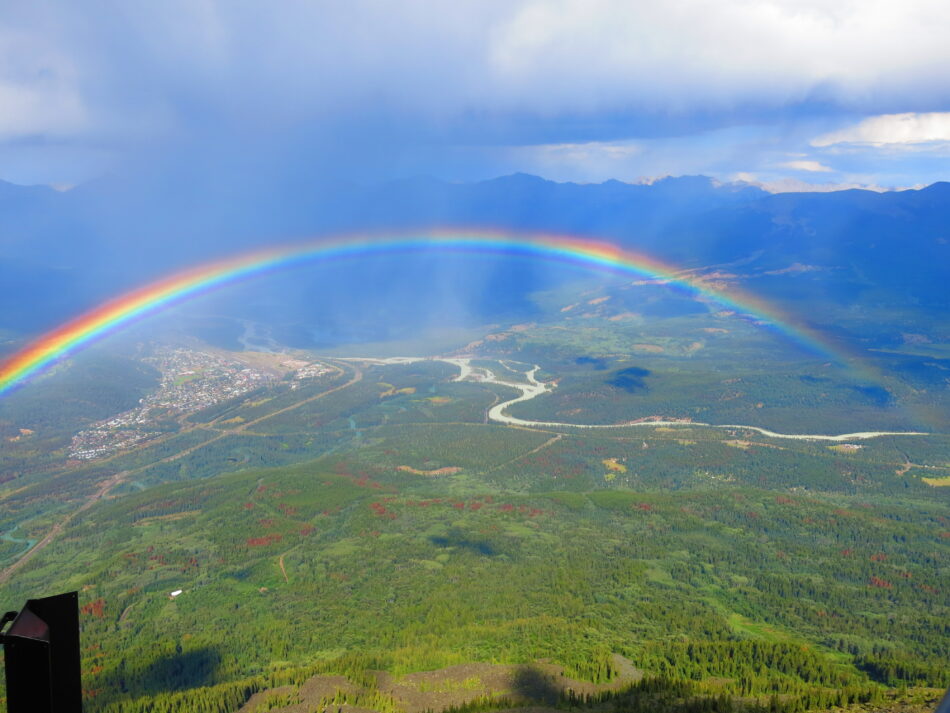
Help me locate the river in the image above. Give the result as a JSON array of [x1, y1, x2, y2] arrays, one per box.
[[333, 356, 929, 442]]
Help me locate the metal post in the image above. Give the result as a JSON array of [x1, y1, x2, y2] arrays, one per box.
[[0, 591, 82, 713]]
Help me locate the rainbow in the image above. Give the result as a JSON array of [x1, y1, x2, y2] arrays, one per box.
[[0, 230, 855, 396]]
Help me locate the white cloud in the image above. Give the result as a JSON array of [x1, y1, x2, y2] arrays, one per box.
[[537, 141, 642, 161], [0, 27, 89, 138], [508, 140, 643, 182], [781, 160, 833, 172], [487, 0, 950, 112], [5, 1, 950, 143], [5, 1, 950, 185], [0, 82, 86, 138], [733, 174, 900, 193], [812, 112, 950, 147]]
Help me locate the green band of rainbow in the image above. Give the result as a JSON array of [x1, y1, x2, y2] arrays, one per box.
[[0, 230, 852, 395]]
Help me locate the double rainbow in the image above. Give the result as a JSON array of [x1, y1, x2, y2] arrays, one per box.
[[0, 230, 851, 395]]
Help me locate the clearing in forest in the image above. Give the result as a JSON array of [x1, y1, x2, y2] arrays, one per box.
[[397, 465, 463, 476]]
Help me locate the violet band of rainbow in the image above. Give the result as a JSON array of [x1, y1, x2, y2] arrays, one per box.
[[0, 231, 856, 395]]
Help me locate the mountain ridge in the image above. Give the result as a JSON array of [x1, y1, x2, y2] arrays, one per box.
[[0, 172, 948, 338]]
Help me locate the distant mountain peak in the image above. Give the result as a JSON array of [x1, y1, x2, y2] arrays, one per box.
[[487, 172, 553, 186], [918, 180, 950, 193]]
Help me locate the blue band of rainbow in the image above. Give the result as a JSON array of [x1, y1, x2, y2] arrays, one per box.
[[0, 230, 852, 395]]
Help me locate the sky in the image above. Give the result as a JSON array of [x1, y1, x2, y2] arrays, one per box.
[[2, 0, 950, 191]]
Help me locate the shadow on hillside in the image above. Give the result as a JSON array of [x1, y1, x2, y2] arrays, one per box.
[[508, 671, 751, 713], [511, 665, 561, 706], [136, 646, 222, 694], [429, 529, 497, 556], [606, 366, 651, 393]]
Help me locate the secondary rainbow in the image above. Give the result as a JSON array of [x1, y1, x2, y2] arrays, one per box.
[[0, 230, 853, 396]]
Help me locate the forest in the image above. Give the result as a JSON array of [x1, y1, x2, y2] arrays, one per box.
[[1, 445, 947, 712], [0, 313, 948, 713]]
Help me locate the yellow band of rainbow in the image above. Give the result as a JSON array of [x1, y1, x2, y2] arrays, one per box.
[[0, 230, 854, 395]]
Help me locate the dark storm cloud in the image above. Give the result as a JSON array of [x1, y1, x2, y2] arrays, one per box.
[[2, 1, 950, 185]]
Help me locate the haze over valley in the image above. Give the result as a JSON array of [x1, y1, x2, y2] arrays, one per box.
[[0, 3, 948, 713]]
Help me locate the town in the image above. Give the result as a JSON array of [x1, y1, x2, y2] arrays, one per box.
[[68, 348, 277, 460]]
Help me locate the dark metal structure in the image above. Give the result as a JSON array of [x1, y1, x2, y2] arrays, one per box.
[[0, 591, 82, 713]]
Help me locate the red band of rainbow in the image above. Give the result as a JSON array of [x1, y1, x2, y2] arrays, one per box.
[[0, 230, 855, 395]]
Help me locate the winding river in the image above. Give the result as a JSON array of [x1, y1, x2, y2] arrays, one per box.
[[334, 356, 929, 442]]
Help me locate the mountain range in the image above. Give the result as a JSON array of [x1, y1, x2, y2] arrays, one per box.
[[1, 174, 948, 340]]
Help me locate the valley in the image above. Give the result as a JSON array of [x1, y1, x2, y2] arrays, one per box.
[[3, 6, 950, 712], [1, 270, 948, 713], [0, 318, 947, 713]]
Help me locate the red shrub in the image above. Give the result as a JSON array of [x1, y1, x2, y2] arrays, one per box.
[[81, 599, 105, 619]]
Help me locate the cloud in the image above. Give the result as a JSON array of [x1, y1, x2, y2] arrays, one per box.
[[4, 2, 950, 145], [0, 26, 89, 139], [732, 174, 901, 193], [3, 1, 950, 185], [509, 140, 643, 182], [536, 142, 642, 161], [781, 160, 832, 172], [488, 0, 950, 113], [812, 112, 950, 147]]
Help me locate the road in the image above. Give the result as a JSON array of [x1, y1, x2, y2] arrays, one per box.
[[0, 361, 362, 585], [1, 354, 928, 585], [0, 469, 126, 586]]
